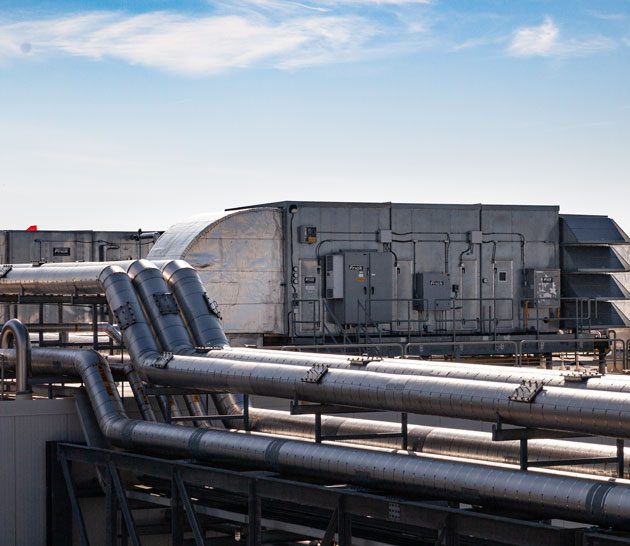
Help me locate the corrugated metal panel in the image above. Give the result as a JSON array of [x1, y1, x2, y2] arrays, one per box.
[[0, 399, 82, 546], [15, 414, 70, 545], [0, 416, 16, 546]]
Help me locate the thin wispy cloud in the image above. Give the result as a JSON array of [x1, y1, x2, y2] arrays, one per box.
[[0, 11, 389, 74], [0, 0, 440, 75], [0, 3, 621, 76], [507, 17, 614, 58]]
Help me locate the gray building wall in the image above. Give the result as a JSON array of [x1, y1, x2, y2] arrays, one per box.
[[0, 399, 83, 546]]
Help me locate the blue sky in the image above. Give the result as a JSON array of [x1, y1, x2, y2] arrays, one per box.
[[0, 0, 628, 232]]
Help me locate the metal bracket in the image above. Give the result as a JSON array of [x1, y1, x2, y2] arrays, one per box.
[[302, 363, 329, 384], [113, 302, 137, 330], [562, 370, 602, 382], [147, 352, 173, 369], [194, 345, 224, 353], [347, 355, 383, 365], [203, 293, 222, 319], [0, 264, 12, 278], [509, 380, 544, 403], [152, 292, 179, 316]]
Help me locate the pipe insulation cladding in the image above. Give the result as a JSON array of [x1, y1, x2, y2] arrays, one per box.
[[6, 259, 630, 529], [4, 346, 630, 529], [4, 262, 630, 440]]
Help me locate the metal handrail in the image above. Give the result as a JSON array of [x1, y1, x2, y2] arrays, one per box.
[[274, 342, 405, 357], [404, 340, 519, 363], [517, 337, 609, 368]]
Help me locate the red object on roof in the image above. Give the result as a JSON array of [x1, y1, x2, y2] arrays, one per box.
[[26, 225, 37, 231]]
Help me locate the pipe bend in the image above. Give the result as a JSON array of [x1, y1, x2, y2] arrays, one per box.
[[1, 319, 32, 398], [126, 259, 160, 280], [160, 259, 194, 282]]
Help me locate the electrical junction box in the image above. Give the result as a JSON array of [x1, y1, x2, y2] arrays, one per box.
[[298, 226, 317, 244], [414, 272, 453, 312], [468, 231, 483, 245], [378, 229, 393, 243], [524, 269, 560, 308]]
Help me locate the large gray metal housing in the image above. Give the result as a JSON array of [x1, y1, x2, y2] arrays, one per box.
[[147, 202, 630, 348], [0, 228, 159, 325]]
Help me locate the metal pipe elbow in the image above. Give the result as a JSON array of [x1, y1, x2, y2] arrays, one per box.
[[1, 319, 32, 399]]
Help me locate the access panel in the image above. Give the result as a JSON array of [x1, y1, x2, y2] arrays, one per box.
[[326, 252, 394, 325]]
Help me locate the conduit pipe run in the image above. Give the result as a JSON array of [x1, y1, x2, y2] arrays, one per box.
[[11, 346, 630, 530]]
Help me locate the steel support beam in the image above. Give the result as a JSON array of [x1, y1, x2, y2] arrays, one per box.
[[173, 469, 205, 546], [248, 481, 262, 546], [55, 443, 630, 546], [107, 461, 141, 546], [59, 456, 90, 546]]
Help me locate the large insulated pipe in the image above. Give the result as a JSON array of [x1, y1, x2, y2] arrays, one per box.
[[160, 259, 242, 417], [7, 263, 630, 440], [113, 266, 630, 479], [136, 356, 630, 438], [20, 346, 630, 530], [0, 262, 623, 398], [1, 319, 32, 399], [161, 260, 228, 348], [207, 347, 630, 393], [248, 409, 630, 477], [127, 260, 219, 425]]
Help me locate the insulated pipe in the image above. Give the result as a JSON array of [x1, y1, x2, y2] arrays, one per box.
[[161, 260, 228, 348], [127, 260, 199, 356], [20, 346, 630, 529], [136, 356, 630, 438], [249, 409, 630, 477], [7, 263, 630, 439], [206, 347, 630, 393], [1, 319, 32, 399], [159, 259, 242, 418], [127, 259, 216, 426], [122, 361, 157, 422]]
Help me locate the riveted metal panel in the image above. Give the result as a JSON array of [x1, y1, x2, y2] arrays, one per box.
[[149, 209, 285, 337]]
